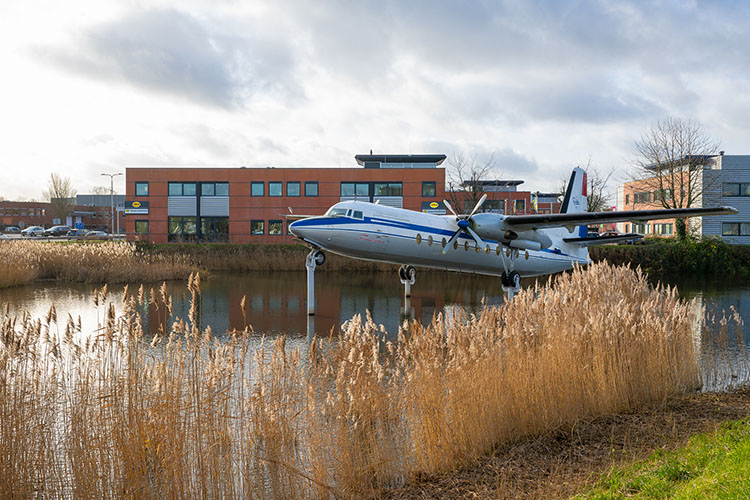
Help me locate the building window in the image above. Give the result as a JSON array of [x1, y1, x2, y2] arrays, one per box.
[[201, 217, 229, 242], [422, 181, 436, 197], [625, 194, 630, 205], [269, 182, 282, 197], [373, 182, 402, 196], [251, 182, 265, 196], [251, 220, 265, 235], [305, 181, 318, 196], [634, 191, 652, 204], [168, 216, 197, 242], [722, 222, 750, 236], [201, 182, 229, 196], [135, 182, 149, 196], [287, 182, 300, 197], [169, 183, 196, 196], [341, 182, 370, 197], [722, 183, 750, 197], [135, 220, 149, 234], [514, 200, 525, 213], [484, 199, 503, 213], [268, 220, 283, 235]]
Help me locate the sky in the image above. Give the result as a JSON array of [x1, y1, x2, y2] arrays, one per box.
[[1, 0, 749, 201]]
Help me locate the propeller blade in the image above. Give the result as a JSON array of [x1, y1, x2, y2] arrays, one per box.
[[442, 229, 462, 254], [468, 194, 487, 218], [443, 199, 459, 218], [465, 226, 485, 248]]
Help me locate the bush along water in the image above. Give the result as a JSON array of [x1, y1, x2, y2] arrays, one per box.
[[590, 238, 750, 277]]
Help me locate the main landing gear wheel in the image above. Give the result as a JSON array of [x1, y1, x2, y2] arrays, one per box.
[[313, 250, 325, 266], [398, 265, 415, 282], [501, 271, 521, 289]]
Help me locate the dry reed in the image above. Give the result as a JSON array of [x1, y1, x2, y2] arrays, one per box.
[[0, 240, 195, 288], [0, 263, 712, 499]]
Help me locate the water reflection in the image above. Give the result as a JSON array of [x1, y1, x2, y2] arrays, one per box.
[[1, 271, 749, 390]]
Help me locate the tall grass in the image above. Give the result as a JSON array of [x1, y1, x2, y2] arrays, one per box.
[[0, 240, 196, 288], [0, 263, 706, 498]]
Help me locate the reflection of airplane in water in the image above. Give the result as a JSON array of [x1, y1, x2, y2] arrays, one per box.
[[290, 167, 736, 305]]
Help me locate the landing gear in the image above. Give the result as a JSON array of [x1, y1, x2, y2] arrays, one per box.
[[399, 265, 416, 321], [398, 265, 416, 297], [501, 270, 521, 290], [305, 249, 325, 316], [499, 247, 521, 301]]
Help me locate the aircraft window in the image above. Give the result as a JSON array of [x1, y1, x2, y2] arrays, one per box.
[[525, 250, 529, 260], [442, 237, 447, 248], [485, 245, 490, 254], [346, 209, 352, 217], [453, 240, 458, 250], [416, 234, 422, 244], [428, 235, 433, 246], [475, 245, 480, 253], [353, 210, 363, 219], [327, 208, 348, 217], [464, 241, 469, 251]]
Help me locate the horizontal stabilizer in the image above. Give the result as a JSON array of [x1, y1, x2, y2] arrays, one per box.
[[563, 233, 642, 247], [504, 206, 738, 230]]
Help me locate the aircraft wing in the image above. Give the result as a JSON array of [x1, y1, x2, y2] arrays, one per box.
[[502, 206, 738, 230]]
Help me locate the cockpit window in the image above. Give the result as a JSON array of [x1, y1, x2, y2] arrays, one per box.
[[352, 210, 363, 219], [326, 208, 348, 217]]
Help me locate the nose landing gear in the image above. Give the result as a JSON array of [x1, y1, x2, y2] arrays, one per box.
[[305, 249, 326, 316]]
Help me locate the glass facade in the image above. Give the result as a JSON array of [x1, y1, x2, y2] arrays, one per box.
[[168, 216, 197, 242]]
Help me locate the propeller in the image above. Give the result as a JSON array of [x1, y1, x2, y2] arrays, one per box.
[[442, 194, 487, 254]]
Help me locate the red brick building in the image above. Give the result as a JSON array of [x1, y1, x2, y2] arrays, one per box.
[[124, 154, 447, 244]]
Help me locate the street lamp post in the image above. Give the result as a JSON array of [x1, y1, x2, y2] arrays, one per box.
[[101, 173, 123, 234]]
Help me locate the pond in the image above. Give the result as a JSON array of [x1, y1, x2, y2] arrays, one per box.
[[1, 270, 749, 390]]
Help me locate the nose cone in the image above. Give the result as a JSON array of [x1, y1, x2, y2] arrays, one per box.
[[289, 218, 325, 242], [289, 219, 305, 238]]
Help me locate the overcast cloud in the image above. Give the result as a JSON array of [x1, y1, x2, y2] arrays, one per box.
[[1, 0, 749, 200]]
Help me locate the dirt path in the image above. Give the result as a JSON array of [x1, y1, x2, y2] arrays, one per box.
[[385, 387, 750, 500]]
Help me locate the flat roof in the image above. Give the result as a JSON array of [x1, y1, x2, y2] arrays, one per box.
[[461, 180, 525, 187], [354, 154, 447, 166]]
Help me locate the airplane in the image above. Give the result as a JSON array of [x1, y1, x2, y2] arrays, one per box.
[[289, 167, 737, 297]]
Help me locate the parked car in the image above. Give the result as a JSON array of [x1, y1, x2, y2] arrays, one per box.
[[600, 231, 620, 237], [44, 225, 72, 237], [0, 233, 9, 240], [83, 230, 108, 240], [21, 225, 45, 237], [66, 229, 89, 237], [4, 226, 21, 234]]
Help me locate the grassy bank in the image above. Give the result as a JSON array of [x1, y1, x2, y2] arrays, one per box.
[[590, 238, 750, 277], [0, 240, 393, 289], [574, 418, 750, 499], [0, 263, 707, 498], [136, 241, 394, 272], [0, 240, 195, 288]]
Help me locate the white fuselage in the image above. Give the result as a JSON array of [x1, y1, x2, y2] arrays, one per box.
[[290, 201, 589, 277]]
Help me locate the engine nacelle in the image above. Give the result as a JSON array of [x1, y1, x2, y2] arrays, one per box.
[[470, 213, 552, 249]]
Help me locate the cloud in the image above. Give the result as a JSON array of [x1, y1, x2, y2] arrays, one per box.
[[38, 8, 299, 109]]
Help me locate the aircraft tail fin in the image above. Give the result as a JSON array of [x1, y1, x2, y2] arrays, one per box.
[[560, 167, 588, 239], [560, 167, 587, 214]]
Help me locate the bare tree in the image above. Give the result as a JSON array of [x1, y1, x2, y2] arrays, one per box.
[[632, 117, 720, 240], [446, 152, 499, 212], [43, 173, 77, 222], [92, 186, 109, 196]]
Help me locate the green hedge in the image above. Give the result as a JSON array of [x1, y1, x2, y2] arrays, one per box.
[[590, 238, 750, 277]]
